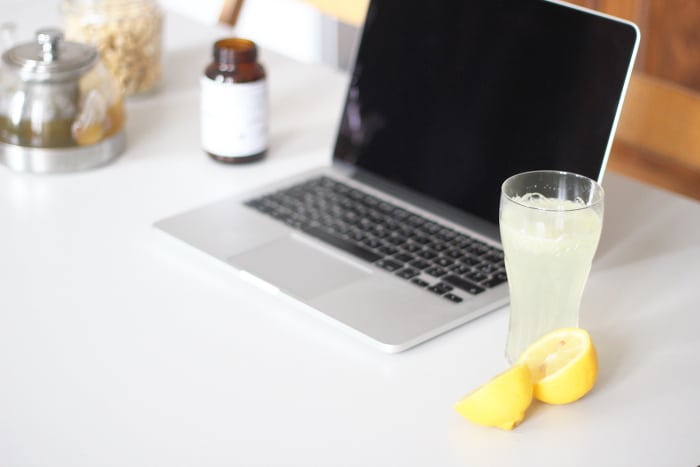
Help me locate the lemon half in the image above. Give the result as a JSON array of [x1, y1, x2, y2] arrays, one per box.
[[454, 363, 533, 430], [518, 327, 598, 405]]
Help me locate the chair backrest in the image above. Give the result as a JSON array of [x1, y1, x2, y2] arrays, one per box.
[[219, 0, 368, 26], [617, 73, 700, 166], [608, 72, 700, 199], [300, 0, 368, 26], [219, 0, 245, 26]]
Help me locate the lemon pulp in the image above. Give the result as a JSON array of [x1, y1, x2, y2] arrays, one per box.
[[518, 327, 598, 405]]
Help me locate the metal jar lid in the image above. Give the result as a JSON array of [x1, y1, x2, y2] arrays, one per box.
[[1, 27, 98, 82]]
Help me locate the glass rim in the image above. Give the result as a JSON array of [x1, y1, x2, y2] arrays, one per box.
[[501, 170, 604, 212]]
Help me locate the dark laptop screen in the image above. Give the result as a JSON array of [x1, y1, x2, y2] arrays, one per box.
[[333, 0, 638, 224]]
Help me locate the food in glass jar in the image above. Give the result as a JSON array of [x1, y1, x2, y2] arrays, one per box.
[[62, 0, 163, 96]]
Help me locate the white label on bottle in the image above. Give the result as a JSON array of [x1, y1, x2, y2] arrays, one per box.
[[200, 77, 268, 158]]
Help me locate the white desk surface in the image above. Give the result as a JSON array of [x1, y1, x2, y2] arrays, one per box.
[[2, 5, 700, 467]]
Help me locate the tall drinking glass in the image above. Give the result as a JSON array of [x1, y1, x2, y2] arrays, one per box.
[[500, 170, 604, 363]]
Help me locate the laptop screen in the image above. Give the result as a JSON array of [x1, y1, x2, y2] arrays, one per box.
[[333, 0, 638, 224]]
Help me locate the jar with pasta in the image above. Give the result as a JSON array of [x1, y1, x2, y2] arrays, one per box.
[[60, 0, 163, 97]]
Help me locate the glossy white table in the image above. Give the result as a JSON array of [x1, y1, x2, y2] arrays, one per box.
[[2, 4, 699, 466]]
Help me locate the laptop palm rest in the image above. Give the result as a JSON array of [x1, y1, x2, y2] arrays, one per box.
[[227, 235, 370, 300]]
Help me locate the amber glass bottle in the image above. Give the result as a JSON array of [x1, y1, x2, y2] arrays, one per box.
[[201, 38, 268, 164]]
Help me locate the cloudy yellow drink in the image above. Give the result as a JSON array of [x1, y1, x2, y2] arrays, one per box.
[[501, 193, 603, 363]]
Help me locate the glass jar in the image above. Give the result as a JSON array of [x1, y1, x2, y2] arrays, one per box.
[[60, 0, 163, 97], [0, 28, 126, 173], [201, 38, 268, 164]]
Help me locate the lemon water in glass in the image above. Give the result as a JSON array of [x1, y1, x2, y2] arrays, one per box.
[[500, 170, 604, 363]]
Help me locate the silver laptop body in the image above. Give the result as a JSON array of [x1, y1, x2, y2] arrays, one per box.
[[155, 0, 639, 352]]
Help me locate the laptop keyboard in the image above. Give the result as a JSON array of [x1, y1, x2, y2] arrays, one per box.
[[244, 176, 507, 304]]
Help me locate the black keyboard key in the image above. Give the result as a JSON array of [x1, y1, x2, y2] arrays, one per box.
[[363, 238, 383, 249], [396, 227, 415, 238], [476, 263, 501, 274], [425, 266, 447, 277], [434, 256, 454, 267], [482, 276, 508, 288], [416, 250, 438, 260], [420, 222, 441, 235], [452, 235, 473, 248], [409, 259, 432, 270], [392, 208, 409, 219], [382, 220, 401, 231], [483, 252, 504, 263], [428, 282, 453, 295], [442, 275, 486, 295], [378, 245, 399, 255], [493, 271, 508, 281], [445, 249, 464, 259], [394, 253, 415, 263], [363, 195, 380, 207], [428, 242, 450, 252], [450, 263, 471, 275], [466, 271, 489, 282], [385, 234, 407, 245], [355, 220, 372, 231], [397, 268, 420, 280], [444, 293, 463, 303], [300, 225, 382, 263], [376, 259, 403, 272], [411, 235, 432, 245], [406, 215, 426, 226], [348, 188, 364, 200], [411, 278, 429, 287], [460, 256, 481, 267], [380, 202, 396, 213], [370, 228, 390, 238], [402, 243, 423, 253], [347, 231, 366, 242], [465, 243, 489, 257]]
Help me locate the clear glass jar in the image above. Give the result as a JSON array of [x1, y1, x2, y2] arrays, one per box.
[[60, 0, 163, 97]]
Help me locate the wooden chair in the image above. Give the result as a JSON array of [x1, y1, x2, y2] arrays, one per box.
[[219, 0, 245, 26], [608, 72, 700, 200], [296, 0, 368, 26], [218, 0, 367, 70], [219, 0, 368, 26]]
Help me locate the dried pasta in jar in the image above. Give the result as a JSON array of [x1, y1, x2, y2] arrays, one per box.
[[61, 0, 163, 97]]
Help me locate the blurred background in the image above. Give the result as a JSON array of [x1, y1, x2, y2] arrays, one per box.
[[174, 0, 700, 201], [3, 0, 698, 200], [162, 0, 365, 70]]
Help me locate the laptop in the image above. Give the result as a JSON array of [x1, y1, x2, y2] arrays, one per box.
[[155, 0, 639, 352]]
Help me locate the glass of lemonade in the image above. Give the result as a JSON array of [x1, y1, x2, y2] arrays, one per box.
[[500, 170, 604, 363]]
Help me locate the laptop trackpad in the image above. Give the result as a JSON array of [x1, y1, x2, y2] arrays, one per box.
[[227, 235, 370, 300]]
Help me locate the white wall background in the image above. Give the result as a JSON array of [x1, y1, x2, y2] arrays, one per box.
[[160, 0, 330, 65], [0, 0, 354, 69]]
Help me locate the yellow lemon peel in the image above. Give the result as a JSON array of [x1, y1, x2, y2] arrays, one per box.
[[454, 363, 533, 430], [518, 327, 598, 405], [455, 328, 599, 430]]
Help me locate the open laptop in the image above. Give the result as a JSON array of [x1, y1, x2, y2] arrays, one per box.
[[155, 0, 639, 352]]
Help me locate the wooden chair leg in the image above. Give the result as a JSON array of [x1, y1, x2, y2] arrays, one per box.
[[219, 0, 245, 26]]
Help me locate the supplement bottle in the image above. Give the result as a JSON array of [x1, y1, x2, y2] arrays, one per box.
[[201, 38, 268, 163]]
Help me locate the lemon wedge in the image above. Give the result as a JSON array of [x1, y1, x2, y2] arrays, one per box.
[[454, 363, 533, 430], [518, 327, 598, 405]]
